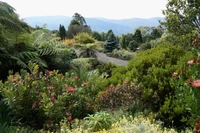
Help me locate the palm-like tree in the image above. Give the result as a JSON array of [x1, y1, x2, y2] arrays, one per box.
[[73, 43, 98, 58]]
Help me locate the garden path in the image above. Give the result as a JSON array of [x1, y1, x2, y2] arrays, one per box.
[[96, 52, 128, 66]]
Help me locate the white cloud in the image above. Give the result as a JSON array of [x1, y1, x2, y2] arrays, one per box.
[[1, 0, 168, 19]]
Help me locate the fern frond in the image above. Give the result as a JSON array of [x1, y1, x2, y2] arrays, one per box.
[[0, 16, 23, 31], [14, 51, 38, 61], [30, 57, 47, 68], [38, 47, 63, 56], [10, 56, 28, 68]]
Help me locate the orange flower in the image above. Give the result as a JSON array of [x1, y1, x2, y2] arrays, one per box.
[[192, 80, 200, 88], [68, 115, 72, 122], [68, 87, 75, 93]]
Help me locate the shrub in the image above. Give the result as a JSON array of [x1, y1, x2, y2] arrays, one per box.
[[107, 43, 195, 127], [74, 32, 96, 44], [0, 62, 94, 130], [169, 38, 200, 129], [96, 82, 144, 111], [126, 43, 194, 110], [110, 49, 136, 60]]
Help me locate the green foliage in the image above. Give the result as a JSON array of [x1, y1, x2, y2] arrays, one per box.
[[0, 62, 96, 129], [91, 31, 102, 41], [0, 100, 13, 125], [69, 19, 81, 26], [74, 32, 96, 44], [0, 123, 42, 133], [128, 40, 138, 51], [104, 30, 119, 53], [72, 13, 87, 26], [119, 34, 127, 49], [108, 43, 195, 122], [84, 111, 113, 132], [161, 0, 200, 35], [130, 44, 194, 111], [59, 24, 66, 40], [111, 49, 136, 60], [169, 38, 200, 128], [67, 13, 91, 39], [107, 66, 127, 85], [133, 29, 143, 44], [66, 25, 91, 39], [58, 115, 193, 133], [97, 62, 117, 78]]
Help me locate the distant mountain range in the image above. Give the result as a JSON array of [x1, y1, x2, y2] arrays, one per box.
[[23, 16, 165, 36]]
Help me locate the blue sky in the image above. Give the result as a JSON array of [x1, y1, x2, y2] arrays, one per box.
[[2, 0, 168, 19]]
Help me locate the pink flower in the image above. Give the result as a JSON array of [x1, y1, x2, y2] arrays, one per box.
[[187, 60, 194, 66], [74, 76, 78, 80], [68, 87, 75, 92], [83, 82, 87, 86], [12, 78, 17, 83], [192, 80, 200, 88]]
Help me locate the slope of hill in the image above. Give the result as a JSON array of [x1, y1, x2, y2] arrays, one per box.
[[23, 16, 164, 35]]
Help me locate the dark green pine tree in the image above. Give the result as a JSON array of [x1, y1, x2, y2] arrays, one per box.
[[133, 29, 143, 44], [59, 24, 66, 40], [104, 30, 119, 53]]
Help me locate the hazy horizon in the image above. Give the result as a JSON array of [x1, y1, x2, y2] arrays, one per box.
[[1, 0, 168, 20]]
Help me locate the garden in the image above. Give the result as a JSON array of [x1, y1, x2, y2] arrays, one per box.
[[0, 0, 200, 133]]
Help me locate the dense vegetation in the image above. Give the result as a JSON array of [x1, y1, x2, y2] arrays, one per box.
[[0, 0, 200, 132]]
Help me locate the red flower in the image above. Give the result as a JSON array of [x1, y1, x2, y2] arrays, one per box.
[[51, 97, 55, 103], [180, 69, 185, 74], [192, 80, 200, 88], [68, 87, 75, 93], [83, 82, 87, 86], [68, 115, 72, 122], [74, 76, 78, 80]]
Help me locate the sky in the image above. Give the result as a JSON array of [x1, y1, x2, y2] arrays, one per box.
[[2, 0, 168, 19]]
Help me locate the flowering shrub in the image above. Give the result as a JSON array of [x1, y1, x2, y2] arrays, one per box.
[[171, 38, 200, 129], [0, 62, 94, 130]]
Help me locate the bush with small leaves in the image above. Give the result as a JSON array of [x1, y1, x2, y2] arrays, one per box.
[[96, 82, 144, 111], [74, 32, 96, 44]]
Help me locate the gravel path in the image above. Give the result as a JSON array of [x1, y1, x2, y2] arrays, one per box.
[[96, 52, 128, 66]]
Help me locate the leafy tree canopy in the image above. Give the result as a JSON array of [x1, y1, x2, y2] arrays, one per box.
[[160, 0, 200, 35]]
